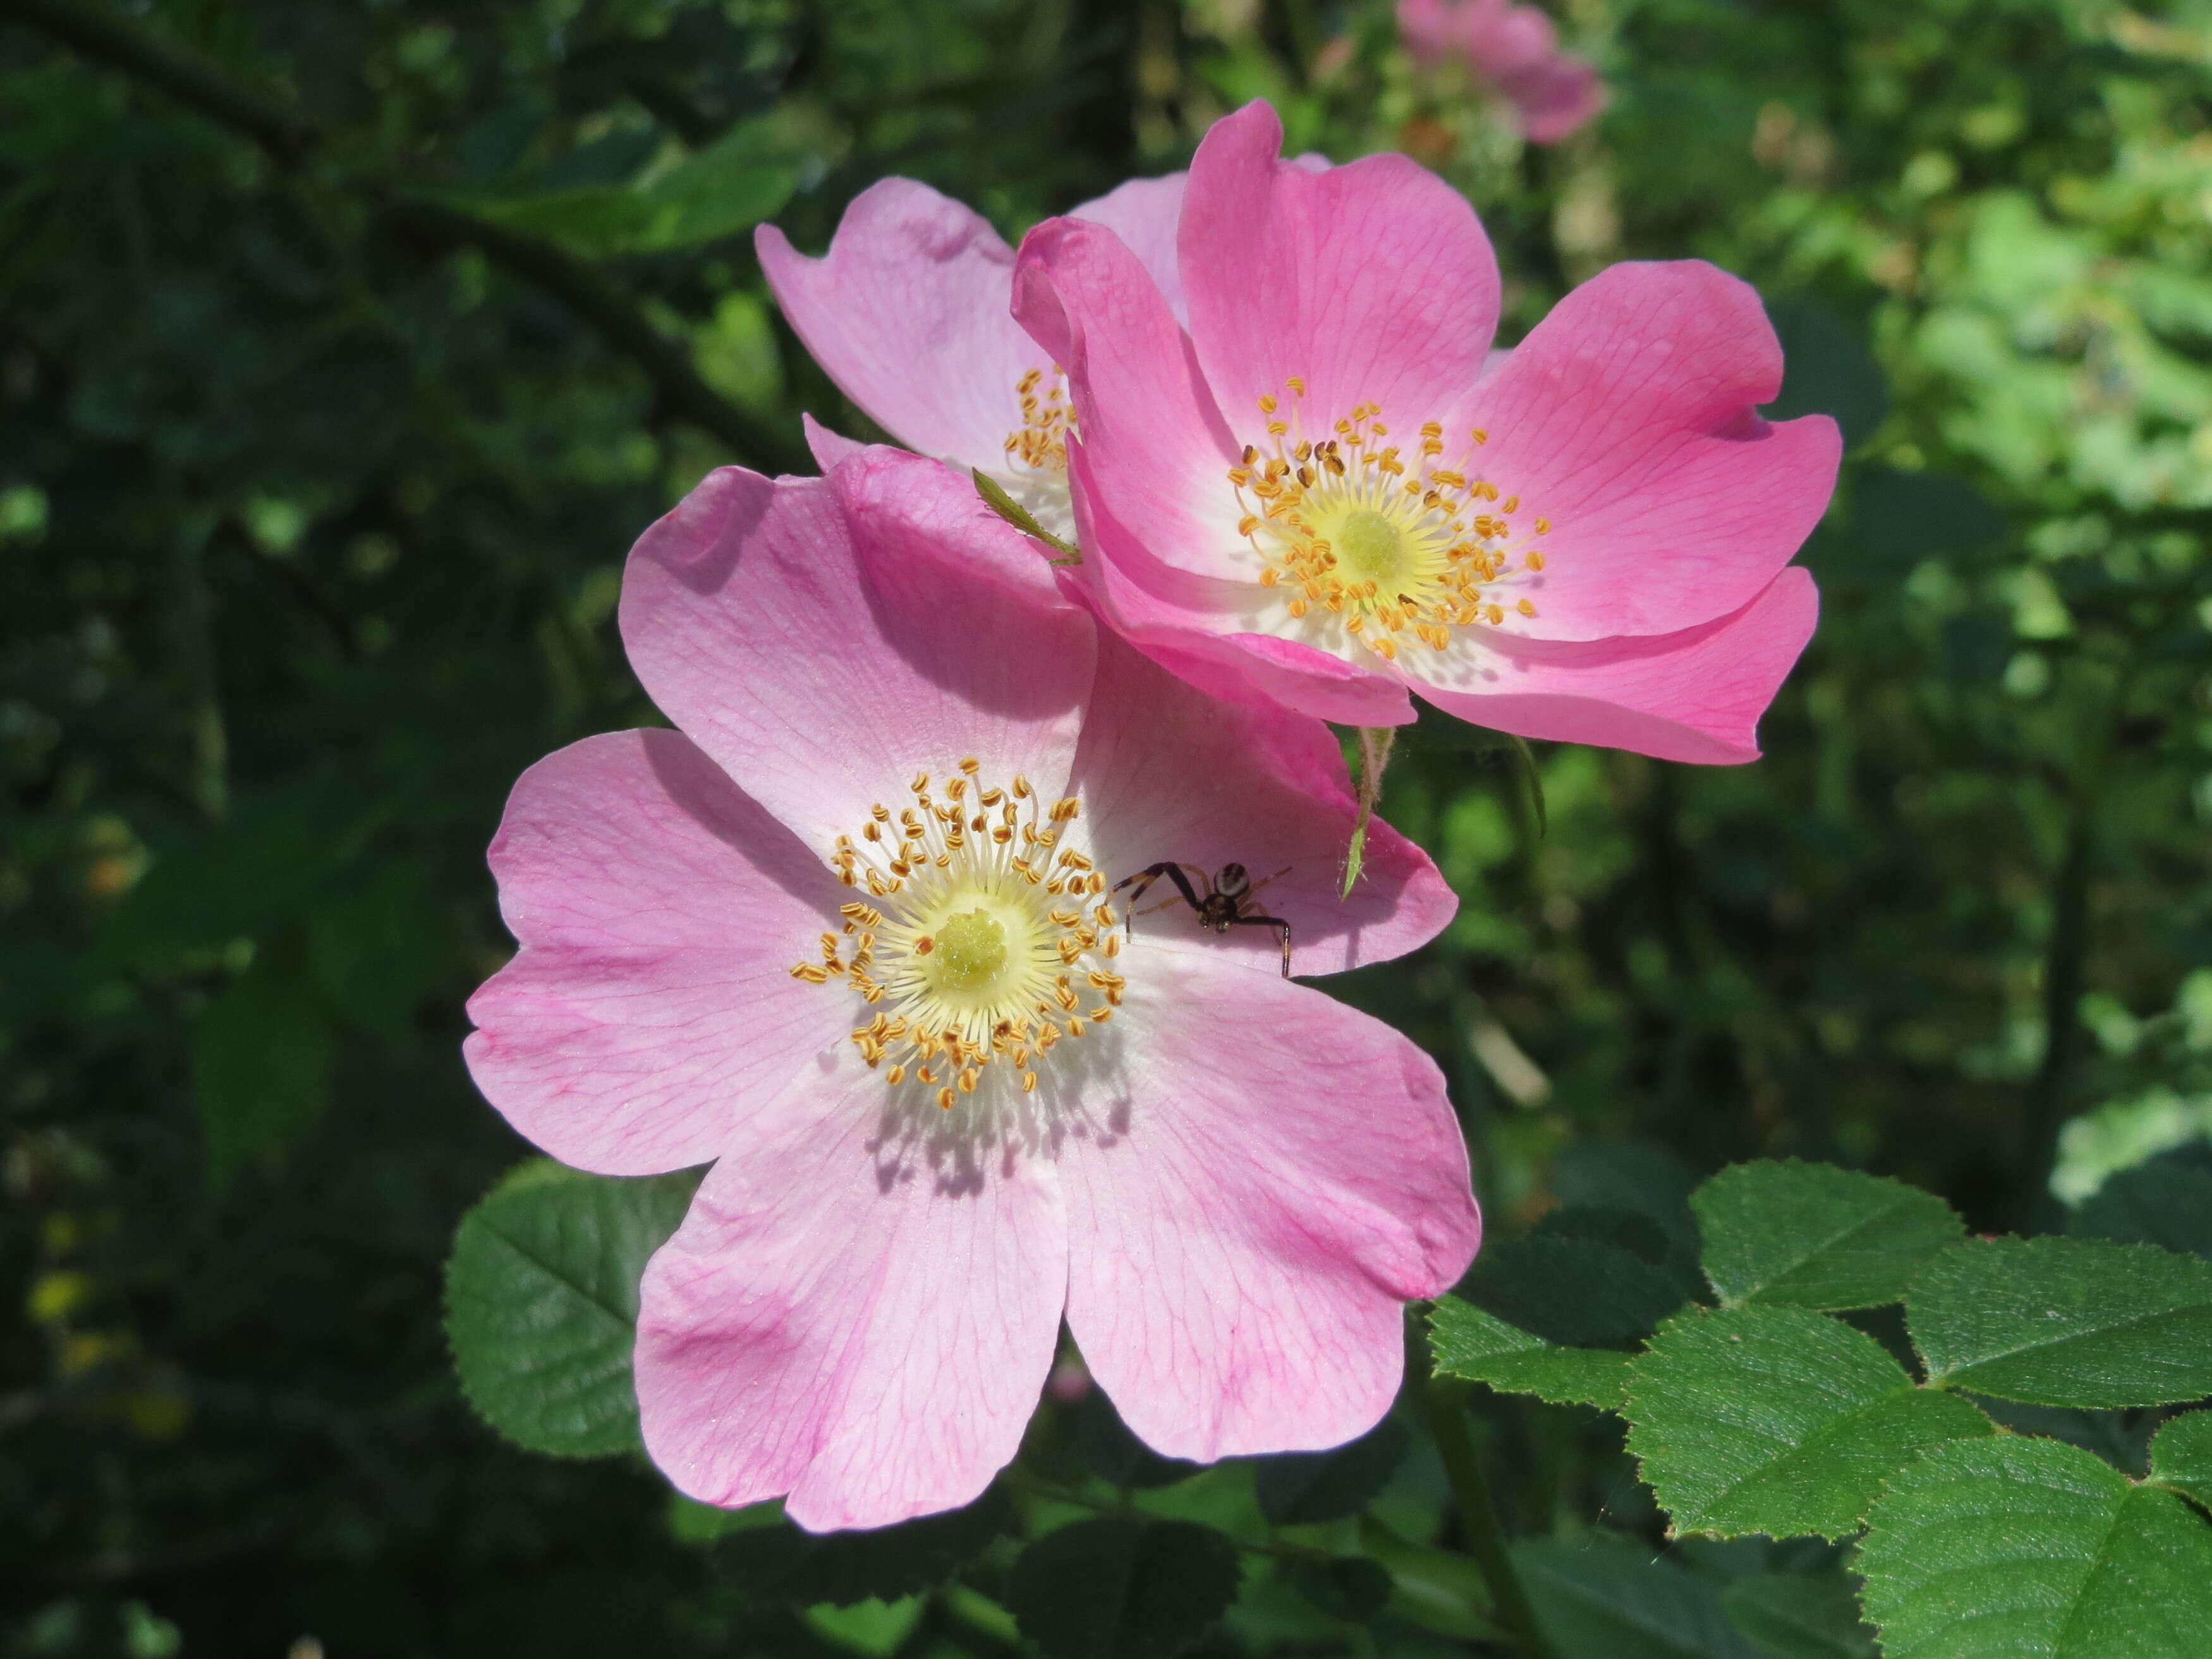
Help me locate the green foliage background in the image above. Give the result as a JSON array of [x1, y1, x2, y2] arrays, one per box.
[[4, 0, 2211, 1654]]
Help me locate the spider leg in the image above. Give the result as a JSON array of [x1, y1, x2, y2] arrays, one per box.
[[1109, 861, 1207, 937], [1241, 864, 1294, 902], [1228, 913, 1294, 978]]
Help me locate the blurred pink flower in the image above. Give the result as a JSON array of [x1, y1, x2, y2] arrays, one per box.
[[463, 451, 1478, 1531], [1009, 101, 1840, 763], [1398, 0, 1607, 143]]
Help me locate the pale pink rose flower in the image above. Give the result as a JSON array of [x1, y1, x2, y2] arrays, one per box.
[[755, 173, 1190, 549], [1398, 0, 1608, 144], [463, 451, 1480, 1531], [1008, 100, 1840, 763]]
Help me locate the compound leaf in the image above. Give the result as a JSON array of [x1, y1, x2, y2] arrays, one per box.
[[2151, 1411, 2212, 1513], [1428, 1298, 1632, 1409], [1694, 1161, 1964, 1310], [1626, 1306, 1991, 1540], [1909, 1236, 2212, 1407], [1859, 1435, 2212, 1658]]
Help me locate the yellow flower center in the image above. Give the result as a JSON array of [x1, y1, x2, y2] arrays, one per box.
[[1228, 382, 1553, 664], [789, 759, 1124, 1110], [930, 908, 1010, 996]]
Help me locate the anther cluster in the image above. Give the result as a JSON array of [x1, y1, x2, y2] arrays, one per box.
[[790, 758, 1126, 1110], [1229, 380, 1552, 663]]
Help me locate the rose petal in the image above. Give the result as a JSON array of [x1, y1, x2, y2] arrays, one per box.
[[757, 179, 1051, 470], [1013, 215, 1246, 581], [621, 468, 1094, 850], [1181, 100, 1502, 444], [1073, 632, 1453, 975], [829, 442, 1066, 607], [1071, 171, 1190, 324], [636, 1050, 1065, 1529], [1060, 952, 1479, 1461], [1410, 565, 1819, 763], [464, 730, 850, 1175], [1467, 261, 1841, 641]]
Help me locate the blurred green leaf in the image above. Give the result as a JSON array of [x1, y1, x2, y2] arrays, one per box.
[[1457, 1236, 1687, 1350], [802, 1596, 925, 1656], [2071, 1160, 2212, 1261], [114, 768, 394, 957], [1354, 1516, 1498, 1643], [1910, 1237, 2212, 1407], [1010, 1517, 1241, 1659], [1719, 1572, 1877, 1659], [1079, 1387, 1201, 1490], [1626, 1306, 1991, 1540], [1287, 1557, 1392, 1624], [444, 106, 841, 257], [1428, 1299, 1632, 1409], [1859, 1436, 2212, 1658], [193, 944, 336, 1185], [715, 1493, 1004, 1608], [1516, 1534, 1763, 1659], [305, 858, 443, 1043], [1253, 1416, 1407, 1525], [2150, 1411, 2212, 1514], [443, 1159, 699, 1458], [1763, 301, 1888, 449], [1693, 1161, 1964, 1310]]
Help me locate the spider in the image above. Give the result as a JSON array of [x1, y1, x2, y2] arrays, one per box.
[[1109, 861, 1294, 977]]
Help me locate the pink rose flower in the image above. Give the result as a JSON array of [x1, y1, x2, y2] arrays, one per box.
[[463, 451, 1480, 1529], [1009, 100, 1840, 763], [756, 172, 1190, 549], [1398, 0, 1608, 144]]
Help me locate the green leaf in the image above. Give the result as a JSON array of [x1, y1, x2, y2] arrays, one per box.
[[1287, 1557, 1392, 1623], [1457, 1236, 1687, 1349], [447, 109, 825, 257], [2151, 1411, 2212, 1512], [1910, 1236, 2212, 1407], [443, 1159, 699, 1457], [2071, 1160, 2212, 1260], [1010, 1517, 1241, 1659], [305, 858, 444, 1043], [1253, 1416, 1407, 1524], [1858, 1435, 2212, 1658], [1719, 1572, 1878, 1658], [716, 1493, 1004, 1607], [1693, 1161, 1965, 1310], [113, 766, 393, 957], [1078, 1388, 1200, 1490], [801, 1597, 926, 1657], [1428, 1298, 1633, 1409], [1626, 1306, 1991, 1540], [1515, 1534, 1763, 1659], [1355, 1516, 1498, 1643], [193, 946, 336, 1184]]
